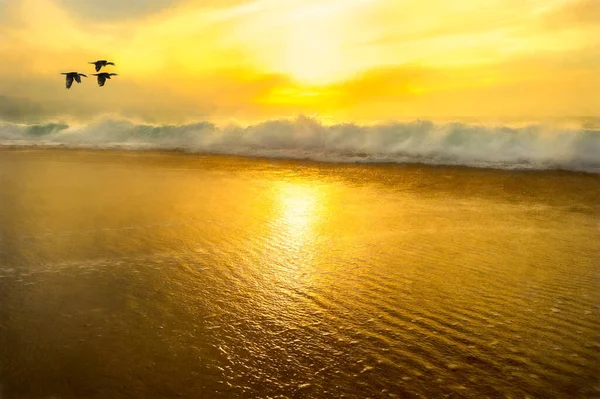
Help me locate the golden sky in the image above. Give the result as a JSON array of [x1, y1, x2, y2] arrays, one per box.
[[0, 0, 598, 123]]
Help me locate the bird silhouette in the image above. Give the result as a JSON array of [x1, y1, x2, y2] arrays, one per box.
[[93, 72, 118, 87], [61, 72, 87, 89], [89, 60, 115, 72]]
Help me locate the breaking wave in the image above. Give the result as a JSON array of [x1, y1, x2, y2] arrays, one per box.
[[1, 116, 599, 173]]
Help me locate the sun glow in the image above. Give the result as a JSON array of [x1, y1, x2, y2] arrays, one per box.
[[0, 0, 597, 121], [276, 183, 322, 242], [234, 0, 376, 85], [280, 23, 345, 84]]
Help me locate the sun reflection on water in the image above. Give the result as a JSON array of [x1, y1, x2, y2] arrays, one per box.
[[260, 180, 330, 319], [276, 183, 321, 240], [265, 180, 330, 273]]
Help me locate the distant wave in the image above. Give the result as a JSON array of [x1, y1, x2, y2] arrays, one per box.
[[1, 116, 599, 173]]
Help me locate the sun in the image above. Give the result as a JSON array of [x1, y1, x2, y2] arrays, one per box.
[[239, 0, 374, 85], [279, 22, 346, 85]]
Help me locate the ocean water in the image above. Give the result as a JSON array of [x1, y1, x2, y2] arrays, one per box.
[[0, 148, 599, 399]]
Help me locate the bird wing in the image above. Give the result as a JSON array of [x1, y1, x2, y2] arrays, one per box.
[[97, 75, 106, 87], [74, 74, 81, 84], [66, 75, 74, 89], [95, 63, 101, 72]]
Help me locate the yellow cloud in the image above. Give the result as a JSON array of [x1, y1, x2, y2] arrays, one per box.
[[0, 0, 598, 123]]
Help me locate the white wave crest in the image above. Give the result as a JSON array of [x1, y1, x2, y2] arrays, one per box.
[[1, 116, 598, 173]]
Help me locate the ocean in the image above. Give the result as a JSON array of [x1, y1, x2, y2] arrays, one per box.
[[0, 118, 599, 398]]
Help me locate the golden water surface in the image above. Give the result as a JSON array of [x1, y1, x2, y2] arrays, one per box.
[[0, 149, 599, 398]]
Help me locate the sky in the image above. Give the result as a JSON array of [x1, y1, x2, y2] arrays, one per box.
[[0, 0, 598, 124]]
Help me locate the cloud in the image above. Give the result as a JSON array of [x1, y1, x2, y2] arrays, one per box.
[[1, 44, 598, 123], [54, 0, 252, 21], [351, 0, 599, 69], [0, 0, 597, 123], [328, 47, 600, 119], [0, 95, 46, 123], [542, 0, 600, 29], [56, 0, 181, 21], [0, 67, 294, 123]]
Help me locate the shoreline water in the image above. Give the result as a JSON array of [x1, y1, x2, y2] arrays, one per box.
[[1, 145, 599, 399], [1, 145, 599, 175]]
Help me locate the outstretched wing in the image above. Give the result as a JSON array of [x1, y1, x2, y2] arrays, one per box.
[[95, 63, 101, 72], [66, 75, 74, 89], [74, 74, 82, 84], [97, 75, 106, 87]]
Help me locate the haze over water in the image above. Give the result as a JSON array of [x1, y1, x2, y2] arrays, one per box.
[[0, 149, 598, 399]]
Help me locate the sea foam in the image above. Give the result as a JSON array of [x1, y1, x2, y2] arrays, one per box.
[[1, 116, 598, 173]]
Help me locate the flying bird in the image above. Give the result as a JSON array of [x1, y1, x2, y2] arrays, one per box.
[[61, 72, 87, 89], [93, 73, 118, 87], [89, 60, 115, 72]]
